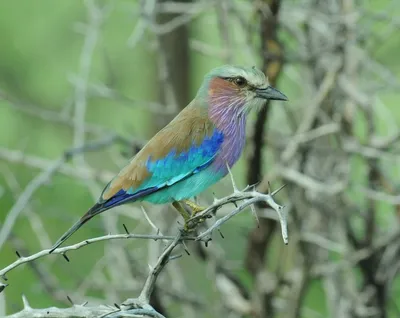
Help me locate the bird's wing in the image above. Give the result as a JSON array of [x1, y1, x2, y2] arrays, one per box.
[[99, 104, 223, 208], [48, 104, 222, 253]]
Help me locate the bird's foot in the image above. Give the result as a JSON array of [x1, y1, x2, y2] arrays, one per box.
[[172, 201, 194, 232], [181, 200, 208, 231], [181, 199, 206, 215], [172, 200, 207, 232]]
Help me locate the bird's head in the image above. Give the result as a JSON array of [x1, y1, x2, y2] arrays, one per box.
[[197, 65, 288, 119]]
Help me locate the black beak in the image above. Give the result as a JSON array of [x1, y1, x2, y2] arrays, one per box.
[[255, 86, 288, 101]]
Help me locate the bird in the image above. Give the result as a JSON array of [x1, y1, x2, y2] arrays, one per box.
[[48, 65, 287, 253]]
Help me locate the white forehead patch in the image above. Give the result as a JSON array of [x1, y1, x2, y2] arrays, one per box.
[[208, 65, 269, 88]]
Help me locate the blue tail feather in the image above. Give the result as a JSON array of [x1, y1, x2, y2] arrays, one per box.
[[102, 187, 158, 209], [48, 187, 158, 253]]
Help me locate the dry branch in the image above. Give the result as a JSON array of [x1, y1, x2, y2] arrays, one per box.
[[1, 182, 286, 317]]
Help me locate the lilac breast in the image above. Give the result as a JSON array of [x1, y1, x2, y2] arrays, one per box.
[[210, 114, 247, 174]]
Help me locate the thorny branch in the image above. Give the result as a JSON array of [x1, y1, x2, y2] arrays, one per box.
[[1, 172, 286, 317], [0, 135, 133, 252], [190, 184, 287, 244], [0, 183, 287, 281], [1, 0, 400, 317]]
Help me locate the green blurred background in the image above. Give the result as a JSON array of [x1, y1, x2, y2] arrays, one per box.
[[0, 0, 400, 317]]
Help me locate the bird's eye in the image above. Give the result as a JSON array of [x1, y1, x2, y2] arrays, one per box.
[[233, 76, 247, 87]]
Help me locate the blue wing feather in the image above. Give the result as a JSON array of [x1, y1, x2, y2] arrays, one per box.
[[101, 128, 224, 206], [141, 129, 224, 189]]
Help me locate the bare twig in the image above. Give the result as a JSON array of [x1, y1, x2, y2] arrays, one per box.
[[138, 232, 182, 304], [191, 185, 288, 244], [0, 159, 62, 251], [72, 0, 105, 166], [0, 233, 192, 280], [4, 302, 165, 318], [0, 183, 286, 283], [0, 136, 128, 252], [280, 60, 342, 163]]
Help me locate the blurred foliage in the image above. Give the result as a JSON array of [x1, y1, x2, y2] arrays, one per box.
[[0, 0, 399, 317]]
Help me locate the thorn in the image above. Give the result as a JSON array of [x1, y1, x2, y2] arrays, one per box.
[[245, 182, 259, 192], [205, 237, 212, 247], [251, 181, 261, 189], [22, 294, 31, 309], [181, 240, 190, 255], [169, 254, 183, 261], [62, 253, 70, 262], [123, 223, 130, 235], [141, 205, 159, 233], [226, 163, 238, 192], [63, 150, 73, 161], [267, 181, 271, 195], [232, 201, 238, 208], [218, 229, 225, 239], [1, 274, 7, 281], [85, 240, 89, 245], [81, 301, 88, 306], [271, 183, 286, 196], [67, 295, 74, 305], [0, 283, 8, 293], [15, 250, 21, 258], [114, 303, 120, 309], [250, 204, 260, 227]]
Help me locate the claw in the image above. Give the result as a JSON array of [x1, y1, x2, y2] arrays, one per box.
[[172, 200, 208, 231], [181, 199, 206, 215]]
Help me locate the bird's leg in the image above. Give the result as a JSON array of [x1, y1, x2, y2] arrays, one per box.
[[181, 199, 206, 215], [172, 201, 190, 222], [172, 200, 206, 231]]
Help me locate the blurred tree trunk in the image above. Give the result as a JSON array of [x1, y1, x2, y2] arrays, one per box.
[[149, 0, 192, 313], [245, 0, 284, 317], [154, 0, 192, 132]]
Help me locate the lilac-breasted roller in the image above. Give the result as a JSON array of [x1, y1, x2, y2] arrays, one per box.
[[49, 65, 287, 253]]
